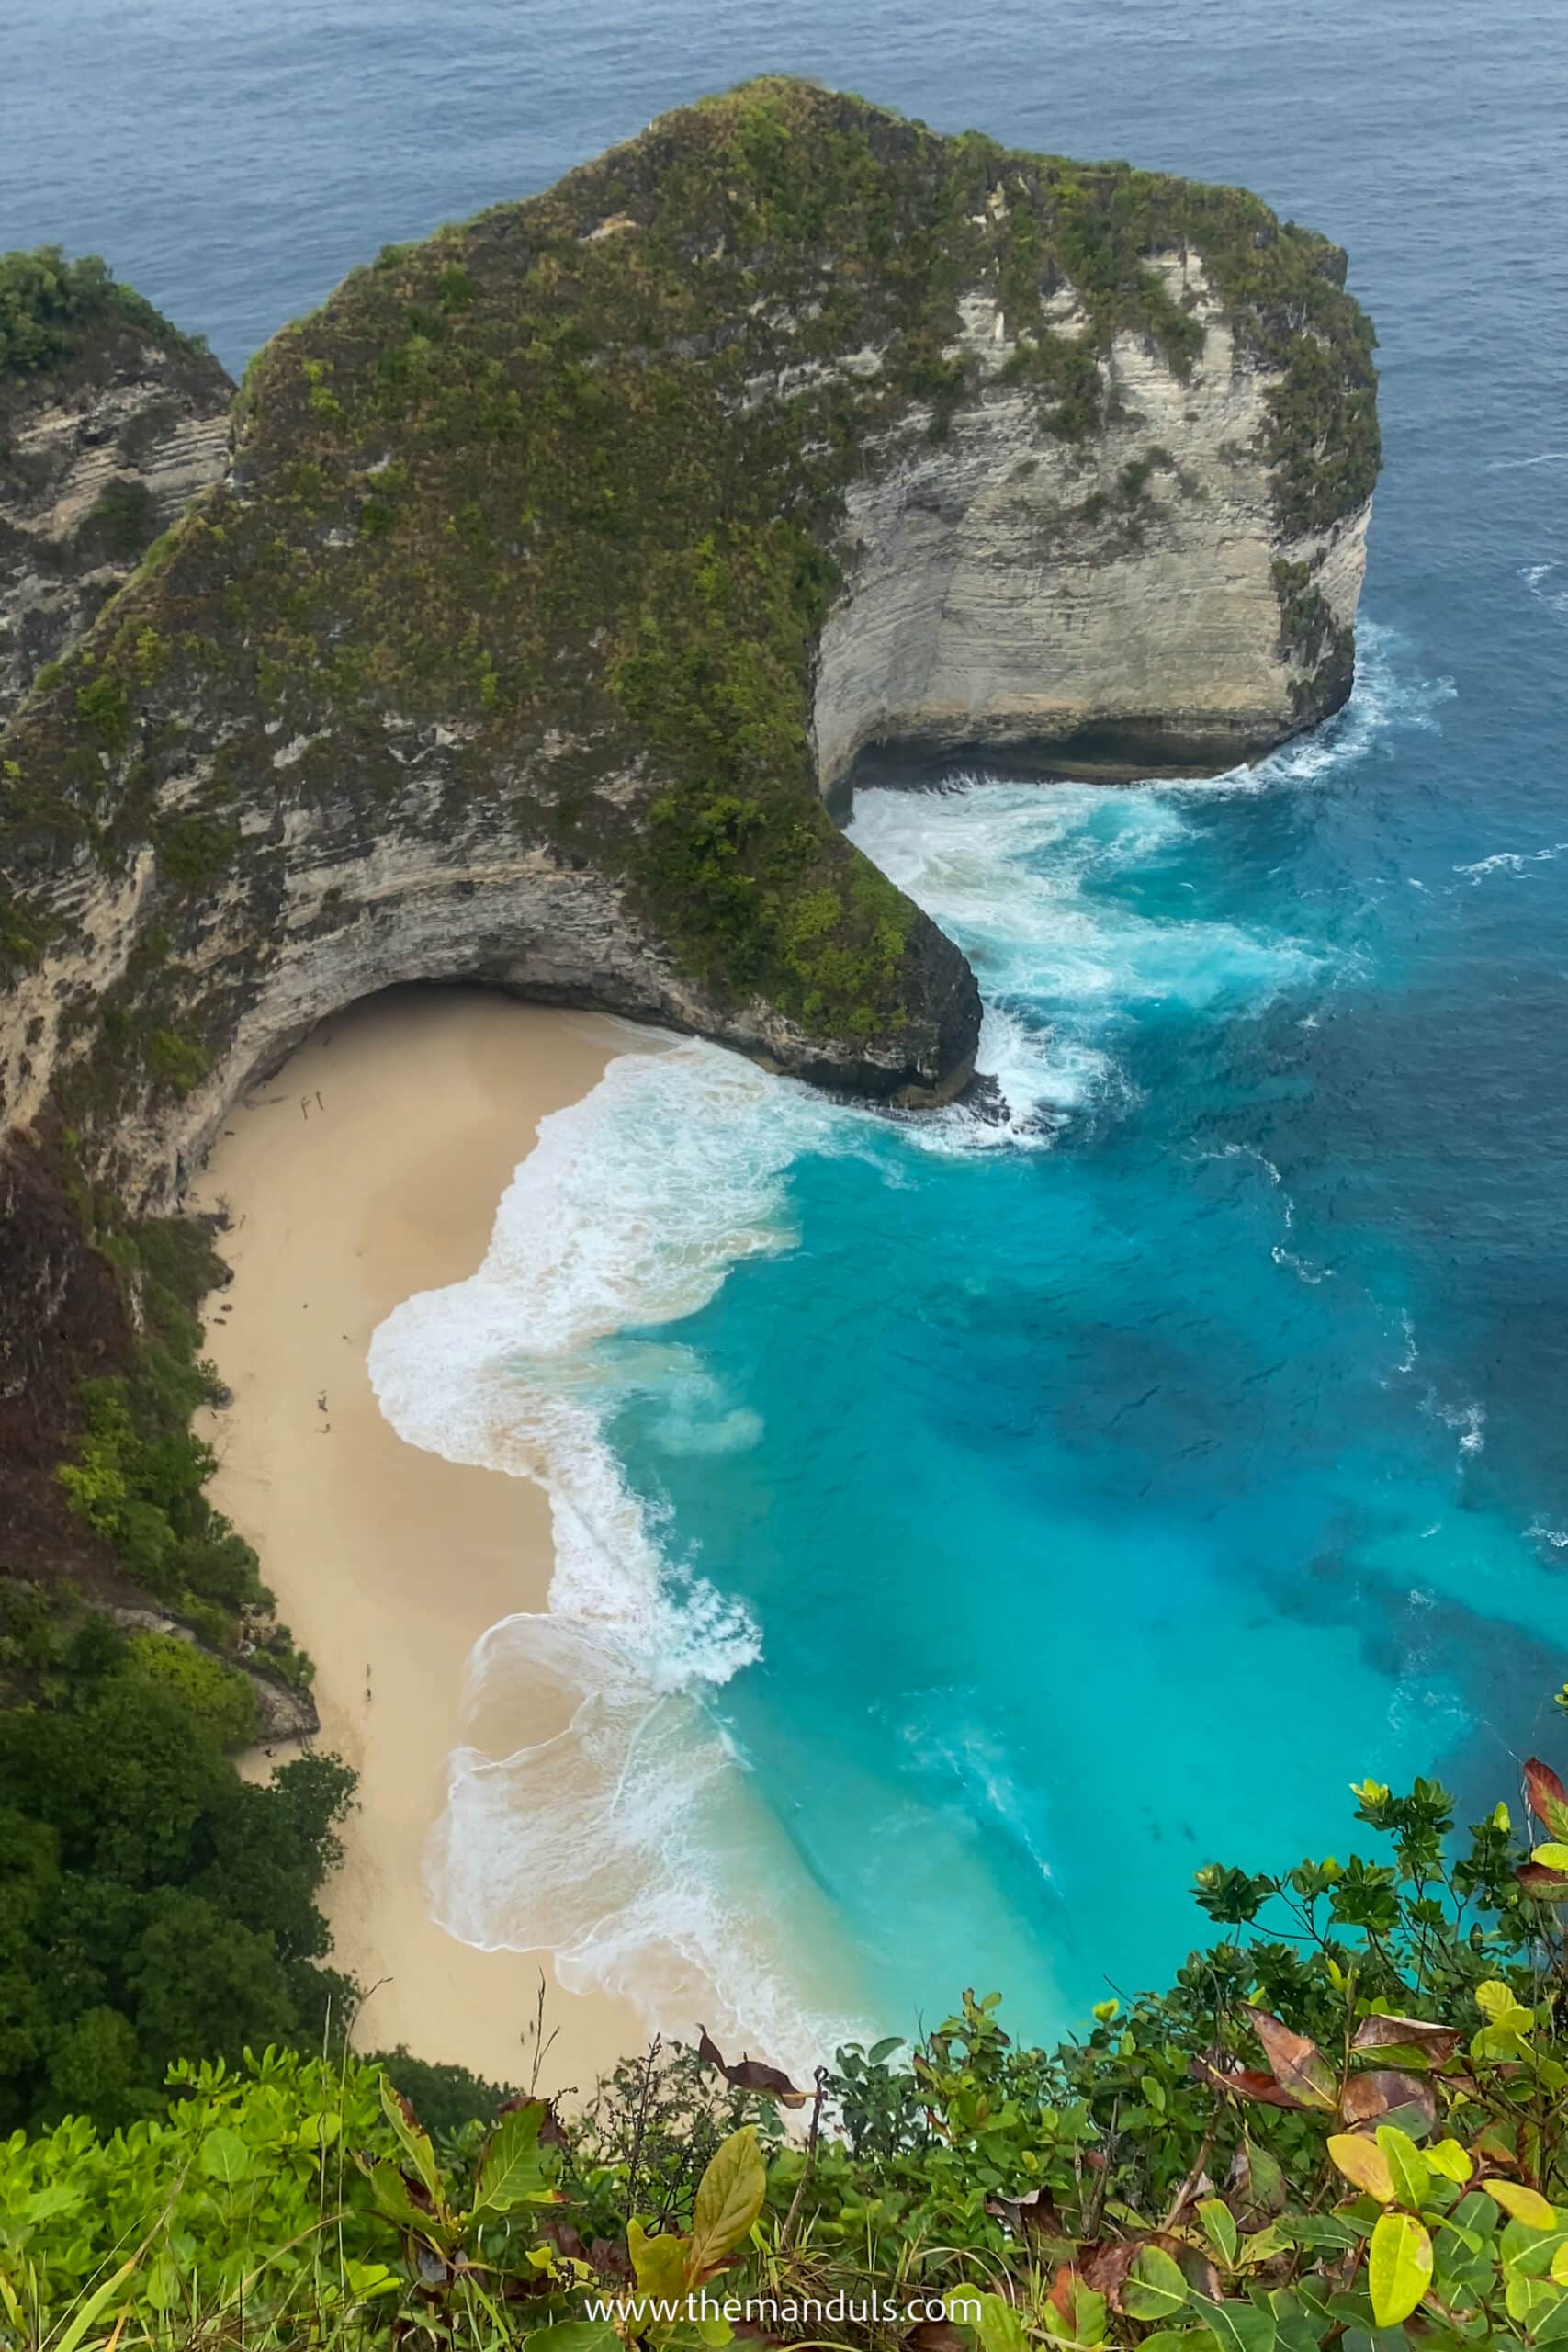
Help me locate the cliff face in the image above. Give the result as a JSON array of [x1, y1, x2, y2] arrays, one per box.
[[0, 260, 234, 728], [0, 82, 1377, 1218], [815, 264, 1369, 797]]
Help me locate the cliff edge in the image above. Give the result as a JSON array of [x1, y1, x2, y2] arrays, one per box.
[[0, 80, 1377, 1214], [0, 250, 234, 729]]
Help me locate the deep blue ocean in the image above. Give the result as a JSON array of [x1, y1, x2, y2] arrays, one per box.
[[11, 0, 1568, 2058]]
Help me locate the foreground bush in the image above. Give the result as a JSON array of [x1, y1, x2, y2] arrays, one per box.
[[7, 1723, 1568, 2349]]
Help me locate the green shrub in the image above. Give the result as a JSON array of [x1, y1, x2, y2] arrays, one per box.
[[0, 247, 177, 377], [121, 1632, 257, 1749], [7, 1719, 1568, 2346]]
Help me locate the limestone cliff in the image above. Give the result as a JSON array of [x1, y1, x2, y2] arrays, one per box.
[[0, 252, 234, 728], [0, 81, 1377, 1225]]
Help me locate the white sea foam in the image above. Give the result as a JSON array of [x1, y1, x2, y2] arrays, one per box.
[[1422, 1391, 1487, 1462], [1153, 620, 1455, 795], [1521, 561, 1568, 621], [369, 611, 1454, 2066], [1200, 1143, 1335, 1284], [1453, 840, 1568, 883]]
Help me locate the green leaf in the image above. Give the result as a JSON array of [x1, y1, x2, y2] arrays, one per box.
[[976, 2293, 1032, 2352], [1368, 2211, 1433, 2326], [1124, 2246, 1190, 2322], [1475, 1982, 1535, 2037], [1485, 2180, 1559, 2231], [1375, 2125, 1430, 2212], [378, 2075, 442, 2203], [199, 2127, 252, 2186], [1532, 1844, 1568, 1871], [344, 2262, 400, 2301], [525, 2328, 626, 2352], [363, 2160, 451, 2248], [1194, 2298, 1277, 2352], [474, 2102, 554, 2216], [629, 2220, 694, 2299], [867, 2035, 904, 2064], [1238, 2226, 1292, 2268], [1502, 2223, 1568, 2278], [52, 2254, 141, 2352], [1425, 2140, 1473, 2185], [1199, 2198, 1241, 2269], [1539, 2290, 1568, 2343], [688, 2126, 765, 2278]]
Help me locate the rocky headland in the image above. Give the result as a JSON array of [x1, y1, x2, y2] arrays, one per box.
[[0, 74, 1377, 1658]]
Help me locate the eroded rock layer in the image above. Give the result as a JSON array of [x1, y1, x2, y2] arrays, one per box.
[[0, 265, 233, 727]]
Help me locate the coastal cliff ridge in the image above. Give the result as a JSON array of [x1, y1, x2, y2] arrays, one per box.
[[0, 74, 1377, 1212]]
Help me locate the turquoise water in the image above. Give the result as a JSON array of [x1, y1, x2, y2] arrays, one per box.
[[11, 0, 1568, 2057]]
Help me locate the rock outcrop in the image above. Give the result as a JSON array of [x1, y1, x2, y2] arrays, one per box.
[[0, 80, 1378, 1223], [0, 254, 234, 727], [815, 263, 1369, 797]]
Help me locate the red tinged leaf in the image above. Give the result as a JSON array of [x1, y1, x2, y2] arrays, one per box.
[[1244, 2007, 1338, 2108], [1524, 1759, 1568, 1842], [1339, 2069, 1438, 2132], [1516, 1861, 1568, 1898], [1190, 2055, 1309, 2109], [1351, 2015, 1461, 2067], [1047, 2265, 1078, 2322]]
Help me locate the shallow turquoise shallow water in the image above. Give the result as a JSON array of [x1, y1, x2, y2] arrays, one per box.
[[11, 0, 1568, 2053]]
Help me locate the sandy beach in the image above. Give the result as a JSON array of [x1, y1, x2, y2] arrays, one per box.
[[195, 985, 647, 2098]]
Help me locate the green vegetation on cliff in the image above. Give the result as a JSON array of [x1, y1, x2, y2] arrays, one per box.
[[6, 1729, 1568, 2350], [0, 1606, 354, 2134], [0, 248, 205, 382], [0, 1192, 342, 2133]]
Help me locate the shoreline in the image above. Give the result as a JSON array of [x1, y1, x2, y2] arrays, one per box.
[[194, 985, 648, 2097]]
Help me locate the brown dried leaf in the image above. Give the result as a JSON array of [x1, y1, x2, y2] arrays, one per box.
[[985, 2186, 1068, 2237], [1080, 2240, 1140, 2312], [694, 2026, 808, 2108], [1244, 2007, 1338, 2108], [1190, 2054, 1309, 2109], [906, 2324, 966, 2352], [1351, 2014, 1461, 2066], [1340, 2069, 1438, 2131]]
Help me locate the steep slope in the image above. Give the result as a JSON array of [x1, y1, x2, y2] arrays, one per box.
[[0, 249, 234, 727], [0, 79, 1376, 1216]]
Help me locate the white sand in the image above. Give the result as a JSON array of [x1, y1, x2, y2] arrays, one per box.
[[194, 985, 647, 2098]]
